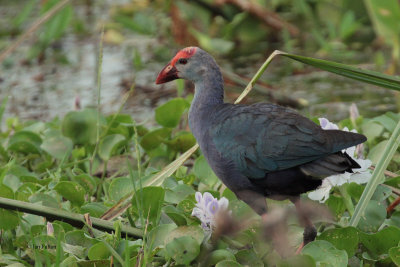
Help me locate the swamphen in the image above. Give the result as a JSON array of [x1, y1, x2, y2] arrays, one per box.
[[156, 47, 366, 249]]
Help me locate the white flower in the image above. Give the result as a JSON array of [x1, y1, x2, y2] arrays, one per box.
[[191, 192, 230, 232], [308, 118, 372, 203]]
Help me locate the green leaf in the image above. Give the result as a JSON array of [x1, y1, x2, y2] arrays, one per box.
[[359, 226, 400, 259], [108, 177, 133, 203], [215, 260, 243, 267], [164, 131, 196, 152], [302, 240, 348, 267], [88, 242, 111, 260], [41, 130, 73, 160], [277, 254, 316, 267], [54, 181, 85, 206], [73, 174, 97, 195], [163, 206, 187, 226], [7, 131, 42, 154], [164, 184, 195, 204], [165, 225, 204, 246], [62, 109, 105, 145], [317, 227, 359, 257], [165, 236, 200, 265], [280, 52, 400, 91], [155, 98, 189, 128], [147, 224, 177, 251], [132, 186, 165, 226], [389, 246, 400, 265], [235, 249, 264, 267], [65, 230, 93, 248], [80, 202, 107, 218], [0, 209, 19, 230], [193, 155, 219, 186], [140, 128, 171, 151], [208, 250, 236, 266], [357, 200, 387, 232], [98, 134, 126, 161]]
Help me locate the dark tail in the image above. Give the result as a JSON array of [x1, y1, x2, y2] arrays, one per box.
[[324, 129, 367, 153]]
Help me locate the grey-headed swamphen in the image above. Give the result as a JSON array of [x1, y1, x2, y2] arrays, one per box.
[[156, 47, 366, 250]]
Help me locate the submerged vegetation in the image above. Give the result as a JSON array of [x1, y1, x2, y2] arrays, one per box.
[[0, 0, 400, 266]]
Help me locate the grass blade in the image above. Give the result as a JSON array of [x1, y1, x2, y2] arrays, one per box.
[[279, 51, 400, 91], [350, 118, 400, 226]]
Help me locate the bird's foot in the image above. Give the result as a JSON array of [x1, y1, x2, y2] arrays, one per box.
[[295, 242, 304, 255]]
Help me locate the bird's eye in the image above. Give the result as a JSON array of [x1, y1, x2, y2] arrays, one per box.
[[178, 58, 188, 65]]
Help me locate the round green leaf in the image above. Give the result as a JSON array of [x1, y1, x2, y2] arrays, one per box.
[[132, 186, 165, 226], [65, 230, 93, 248], [73, 174, 97, 195], [80, 202, 108, 218], [147, 224, 177, 251], [215, 260, 243, 267], [193, 155, 219, 186], [302, 240, 348, 267], [0, 209, 19, 230], [155, 98, 189, 128], [98, 134, 126, 161], [88, 242, 111, 260], [7, 131, 42, 154], [208, 249, 236, 266], [165, 184, 195, 204], [358, 200, 386, 232], [62, 109, 105, 145], [54, 181, 85, 206], [165, 225, 204, 245], [140, 128, 171, 151], [163, 206, 187, 226], [359, 226, 400, 258], [165, 236, 200, 265], [389, 246, 400, 265], [235, 249, 264, 267], [318, 227, 359, 257], [164, 131, 196, 152], [41, 130, 73, 160], [108, 177, 133, 203], [277, 254, 316, 267]]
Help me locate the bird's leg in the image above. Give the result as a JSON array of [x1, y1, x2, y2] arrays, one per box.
[[290, 197, 317, 254]]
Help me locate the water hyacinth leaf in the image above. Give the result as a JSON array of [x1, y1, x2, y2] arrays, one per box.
[[80, 202, 108, 218], [235, 249, 264, 267], [302, 240, 348, 267], [207, 250, 236, 266], [132, 186, 165, 226], [279, 51, 400, 91], [62, 109, 106, 145], [0, 184, 14, 199], [7, 131, 42, 154], [0, 209, 19, 230], [165, 225, 204, 245], [370, 112, 399, 133], [164, 131, 196, 152], [389, 247, 400, 265], [155, 98, 189, 128], [164, 184, 195, 204], [215, 260, 243, 267], [41, 130, 73, 160], [177, 198, 196, 215], [98, 134, 126, 161], [165, 236, 200, 265], [108, 177, 133, 203], [88, 242, 111, 260], [360, 226, 400, 261], [277, 255, 316, 267], [147, 224, 177, 252], [54, 181, 85, 207], [73, 174, 97, 195], [357, 200, 386, 232], [29, 193, 60, 208], [317, 227, 359, 257], [65, 230, 93, 248], [368, 140, 389, 165], [163, 205, 187, 226], [370, 184, 391, 202], [193, 155, 219, 186], [140, 128, 171, 151]]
